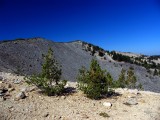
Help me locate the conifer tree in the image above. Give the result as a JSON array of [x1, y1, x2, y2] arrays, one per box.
[[126, 68, 137, 88], [77, 59, 113, 99], [26, 48, 66, 95], [117, 69, 126, 88]]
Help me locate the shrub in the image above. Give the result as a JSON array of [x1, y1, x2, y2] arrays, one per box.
[[26, 48, 67, 96], [99, 112, 110, 118], [77, 59, 114, 99]]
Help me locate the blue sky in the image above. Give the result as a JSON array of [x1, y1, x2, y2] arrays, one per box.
[[0, 0, 160, 55]]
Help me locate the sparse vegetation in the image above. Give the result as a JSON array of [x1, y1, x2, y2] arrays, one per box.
[[99, 112, 110, 118], [25, 48, 67, 96]]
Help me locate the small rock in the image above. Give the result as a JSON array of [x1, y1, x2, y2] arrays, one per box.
[[82, 114, 89, 119], [0, 97, 5, 102], [13, 79, 21, 84], [21, 86, 37, 92], [128, 89, 138, 95], [8, 106, 13, 109], [115, 88, 125, 94], [103, 102, 112, 107], [28, 86, 37, 92], [8, 88, 15, 92], [0, 93, 4, 96], [0, 88, 8, 96], [124, 98, 138, 105], [124, 88, 128, 91], [15, 92, 26, 100], [43, 112, 49, 117], [4, 93, 11, 99], [20, 87, 28, 92], [61, 96, 66, 99], [65, 83, 70, 88], [127, 95, 136, 98]]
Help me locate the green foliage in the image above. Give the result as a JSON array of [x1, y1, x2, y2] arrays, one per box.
[[116, 68, 139, 89], [99, 112, 110, 118], [111, 51, 132, 63], [126, 68, 137, 89], [26, 48, 67, 96], [137, 83, 143, 90], [116, 69, 126, 88], [77, 59, 114, 99]]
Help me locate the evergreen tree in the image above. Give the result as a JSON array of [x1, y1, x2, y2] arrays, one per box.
[[117, 69, 126, 88], [126, 68, 137, 88], [26, 48, 67, 96], [77, 59, 113, 99]]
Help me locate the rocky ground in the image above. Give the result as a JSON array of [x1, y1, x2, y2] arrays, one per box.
[[0, 72, 160, 120]]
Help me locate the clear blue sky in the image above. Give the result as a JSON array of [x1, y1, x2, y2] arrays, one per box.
[[0, 0, 160, 55]]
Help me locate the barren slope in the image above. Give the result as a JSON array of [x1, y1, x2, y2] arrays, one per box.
[[0, 38, 160, 92]]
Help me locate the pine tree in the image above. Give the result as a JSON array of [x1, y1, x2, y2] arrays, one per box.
[[117, 69, 126, 88], [126, 68, 137, 89], [26, 48, 66, 96], [77, 59, 113, 99]]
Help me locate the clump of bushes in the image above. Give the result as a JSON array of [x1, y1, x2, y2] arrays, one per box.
[[25, 48, 67, 96], [77, 59, 114, 99]]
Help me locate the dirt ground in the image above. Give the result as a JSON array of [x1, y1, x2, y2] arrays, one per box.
[[0, 72, 160, 120]]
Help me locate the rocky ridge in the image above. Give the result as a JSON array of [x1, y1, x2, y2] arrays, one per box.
[[0, 38, 160, 93]]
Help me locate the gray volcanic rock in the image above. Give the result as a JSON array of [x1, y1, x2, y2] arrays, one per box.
[[0, 38, 160, 93], [0, 38, 93, 82]]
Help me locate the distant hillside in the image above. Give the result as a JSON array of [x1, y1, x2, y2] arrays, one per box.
[[0, 38, 160, 93]]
